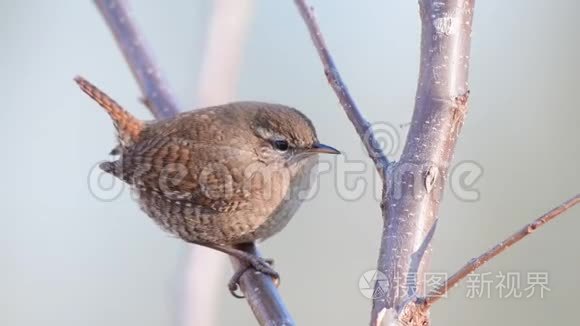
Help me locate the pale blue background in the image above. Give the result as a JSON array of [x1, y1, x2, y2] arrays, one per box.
[[0, 0, 578, 325]]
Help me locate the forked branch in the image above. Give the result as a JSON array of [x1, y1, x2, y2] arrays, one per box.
[[296, 1, 475, 325]]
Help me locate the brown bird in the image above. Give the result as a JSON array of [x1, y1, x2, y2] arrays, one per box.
[[75, 76, 339, 297]]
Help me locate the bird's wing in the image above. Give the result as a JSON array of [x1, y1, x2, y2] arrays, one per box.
[[110, 134, 259, 213]]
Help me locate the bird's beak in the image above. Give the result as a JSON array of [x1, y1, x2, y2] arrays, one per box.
[[308, 143, 341, 155]]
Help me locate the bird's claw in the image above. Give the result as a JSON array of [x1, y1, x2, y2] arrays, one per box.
[[228, 257, 279, 298]]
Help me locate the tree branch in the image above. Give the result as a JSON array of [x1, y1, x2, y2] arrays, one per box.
[[94, 1, 293, 325], [94, 0, 179, 120], [370, 1, 475, 324], [424, 194, 580, 305], [294, 0, 389, 175]]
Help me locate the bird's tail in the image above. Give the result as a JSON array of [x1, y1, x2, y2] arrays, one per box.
[[74, 76, 143, 147]]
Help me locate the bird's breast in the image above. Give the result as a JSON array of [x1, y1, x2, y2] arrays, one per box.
[[247, 156, 319, 241]]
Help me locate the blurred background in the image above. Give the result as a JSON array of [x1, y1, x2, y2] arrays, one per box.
[[1, 0, 578, 325]]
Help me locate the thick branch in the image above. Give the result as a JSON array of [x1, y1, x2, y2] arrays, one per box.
[[95, 1, 293, 325], [424, 194, 580, 305], [95, 0, 179, 120], [294, 0, 389, 175], [372, 1, 475, 325]]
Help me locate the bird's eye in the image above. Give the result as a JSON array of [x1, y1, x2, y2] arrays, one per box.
[[273, 140, 289, 152]]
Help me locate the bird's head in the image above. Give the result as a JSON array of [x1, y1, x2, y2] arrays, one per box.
[[249, 103, 340, 168]]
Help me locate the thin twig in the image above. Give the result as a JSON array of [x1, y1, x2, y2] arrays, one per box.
[[94, 0, 179, 120], [294, 0, 389, 175], [424, 194, 580, 305]]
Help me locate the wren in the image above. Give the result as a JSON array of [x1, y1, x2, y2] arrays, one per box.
[[75, 76, 340, 297]]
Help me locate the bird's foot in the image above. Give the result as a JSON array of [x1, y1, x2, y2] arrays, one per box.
[[228, 256, 279, 299], [196, 243, 281, 298]]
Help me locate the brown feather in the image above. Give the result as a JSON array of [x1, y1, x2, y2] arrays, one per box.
[[75, 76, 143, 147]]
